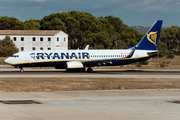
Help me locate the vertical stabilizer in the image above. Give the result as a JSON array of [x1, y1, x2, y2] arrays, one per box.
[[136, 20, 163, 50]]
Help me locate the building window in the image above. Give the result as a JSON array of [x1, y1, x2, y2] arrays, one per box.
[[32, 37, 36, 41], [13, 37, 16, 41], [21, 37, 24, 41], [40, 47, 43, 50], [40, 37, 43, 41], [57, 37, 59, 41], [21, 47, 24, 51], [48, 48, 51, 50], [48, 38, 51, 41], [64, 37, 66, 41], [32, 47, 36, 50]]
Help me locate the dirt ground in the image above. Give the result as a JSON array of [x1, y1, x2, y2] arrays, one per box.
[[0, 77, 180, 92]]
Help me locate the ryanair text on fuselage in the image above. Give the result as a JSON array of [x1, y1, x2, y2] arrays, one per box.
[[30, 52, 90, 60]]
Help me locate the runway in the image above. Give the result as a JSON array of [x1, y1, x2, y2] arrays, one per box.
[[0, 89, 180, 120], [0, 69, 180, 78], [0, 69, 180, 120]]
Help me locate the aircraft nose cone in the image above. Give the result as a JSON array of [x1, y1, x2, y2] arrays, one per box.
[[4, 58, 11, 64]]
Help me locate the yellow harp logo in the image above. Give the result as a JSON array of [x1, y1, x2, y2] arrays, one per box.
[[147, 31, 158, 46]]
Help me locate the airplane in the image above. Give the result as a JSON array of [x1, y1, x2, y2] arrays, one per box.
[[5, 20, 163, 72]]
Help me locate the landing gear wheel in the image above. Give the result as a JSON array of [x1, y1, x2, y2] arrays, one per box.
[[20, 69, 24, 72], [87, 67, 93, 73]]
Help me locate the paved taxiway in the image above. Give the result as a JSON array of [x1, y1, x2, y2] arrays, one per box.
[[0, 69, 180, 78], [0, 89, 180, 120]]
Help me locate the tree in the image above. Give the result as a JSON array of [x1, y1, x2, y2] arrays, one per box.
[[0, 16, 24, 30], [40, 14, 67, 32], [69, 11, 100, 49], [24, 19, 41, 30], [104, 16, 142, 49], [160, 26, 179, 51], [167, 51, 175, 59], [39, 11, 144, 49], [175, 27, 180, 52], [84, 31, 112, 49], [64, 17, 81, 49], [0, 36, 19, 57]]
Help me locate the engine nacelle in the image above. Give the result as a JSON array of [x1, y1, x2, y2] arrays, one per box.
[[66, 61, 85, 71]]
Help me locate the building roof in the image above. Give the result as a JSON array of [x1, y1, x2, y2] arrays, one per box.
[[0, 30, 63, 36]]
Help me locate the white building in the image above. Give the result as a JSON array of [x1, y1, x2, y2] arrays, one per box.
[[0, 30, 68, 51]]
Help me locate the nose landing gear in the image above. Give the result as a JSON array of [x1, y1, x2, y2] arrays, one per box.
[[14, 66, 24, 72]]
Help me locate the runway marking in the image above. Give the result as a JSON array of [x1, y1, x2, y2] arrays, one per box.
[[0, 100, 43, 104], [168, 100, 180, 104]]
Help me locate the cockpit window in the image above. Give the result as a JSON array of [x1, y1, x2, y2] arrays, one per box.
[[11, 55, 19, 58]]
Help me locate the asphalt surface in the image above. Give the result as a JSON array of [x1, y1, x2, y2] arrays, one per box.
[[0, 89, 180, 120], [0, 69, 180, 120], [0, 69, 180, 78]]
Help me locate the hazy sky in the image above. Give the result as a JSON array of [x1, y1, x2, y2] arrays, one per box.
[[0, 0, 179, 27]]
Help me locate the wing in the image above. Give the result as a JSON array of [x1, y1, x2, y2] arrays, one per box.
[[81, 58, 117, 66], [81, 47, 137, 66]]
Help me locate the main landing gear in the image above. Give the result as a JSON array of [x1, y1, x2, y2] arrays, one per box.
[[20, 69, 24, 72], [87, 67, 93, 73]]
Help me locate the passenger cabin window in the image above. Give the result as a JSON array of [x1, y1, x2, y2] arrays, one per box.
[[48, 48, 51, 50], [40, 47, 43, 50], [64, 37, 66, 41], [57, 38, 59, 41], [40, 37, 43, 41], [48, 38, 51, 41]]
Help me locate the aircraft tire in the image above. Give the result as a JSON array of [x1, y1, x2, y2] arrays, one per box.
[[87, 67, 93, 73]]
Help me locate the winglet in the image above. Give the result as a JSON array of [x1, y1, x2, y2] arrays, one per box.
[[85, 45, 89, 50]]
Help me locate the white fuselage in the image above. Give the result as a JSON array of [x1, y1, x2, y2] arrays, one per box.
[[5, 49, 156, 69]]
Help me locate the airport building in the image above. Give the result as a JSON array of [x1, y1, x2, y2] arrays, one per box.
[[0, 30, 68, 51]]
